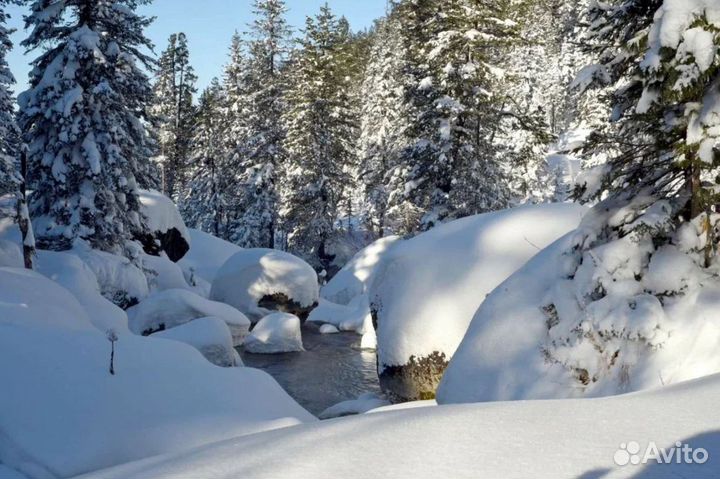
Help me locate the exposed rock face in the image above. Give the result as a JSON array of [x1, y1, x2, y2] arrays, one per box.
[[378, 352, 449, 403], [258, 293, 317, 324], [136, 228, 190, 263]]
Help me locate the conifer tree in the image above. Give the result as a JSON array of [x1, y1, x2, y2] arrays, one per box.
[[181, 79, 228, 237], [227, 0, 291, 249], [151, 32, 197, 199], [19, 0, 155, 255], [280, 4, 359, 270]]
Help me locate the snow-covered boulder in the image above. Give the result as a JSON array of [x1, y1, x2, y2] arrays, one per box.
[[318, 393, 389, 419], [0, 267, 95, 331], [72, 241, 150, 308], [127, 289, 251, 345], [438, 210, 720, 404], [142, 252, 199, 294], [321, 235, 400, 305], [0, 239, 22, 268], [370, 203, 586, 402], [210, 249, 319, 323], [152, 317, 241, 367], [178, 228, 242, 283], [137, 189, 190, 262], [307, 296, 373, 334], [243, 313, 304, 354], [0, 322, 314, 478], [34, 250, 129, 333], [319, 323, 340, 335]]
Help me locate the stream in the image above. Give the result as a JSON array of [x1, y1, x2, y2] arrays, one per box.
[[238, 322, 382, 416]]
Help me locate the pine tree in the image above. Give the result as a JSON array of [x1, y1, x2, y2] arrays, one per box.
[[19, 0, 155, 255], [151, 32, 197, 200], [0, 0, 34, 268], [181, 79, 228, 237], [280, 4, 359, 271], [227, 0, 291, 249]]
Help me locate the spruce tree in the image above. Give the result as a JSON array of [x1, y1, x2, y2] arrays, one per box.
[[227, 0, 291, 249], [181, 79, 228, 237], [19, 0, 155, 255], [280, 4, 359, 271], [151, 32, 197, 200]]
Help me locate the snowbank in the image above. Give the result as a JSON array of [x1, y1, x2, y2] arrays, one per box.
[[138, 189, 190, 262], [210, 249, 319, 322], [439, 208, 720, 404], [0, 323, 314, 478], [152, 317, 240, 367], [127, 289, 251, 345], [0, 267, 94, 331], [370, 203, 586, 401], [0, 239, 22, 268], [243, 313, 304, 354], [321, 235, 400, 305], [178, 228, 242, 283], [318, 393, 390, 419], [81, 374, 720, 479], [34, 250, 129, 333]]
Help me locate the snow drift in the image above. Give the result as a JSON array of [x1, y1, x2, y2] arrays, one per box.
[[370, 203, 586, 401]]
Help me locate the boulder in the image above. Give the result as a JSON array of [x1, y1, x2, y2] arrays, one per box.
[[243, 313, 304, 354], [137, 189, 190, 262]]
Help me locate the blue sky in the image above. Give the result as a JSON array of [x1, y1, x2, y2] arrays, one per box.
[[5, 0, 388, 94]]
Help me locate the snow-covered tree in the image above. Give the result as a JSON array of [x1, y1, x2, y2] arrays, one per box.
[[227, 0, 291, 249], [541, 0, 720, 389], [181, 79, 228, 237], [280, 4, 359, 271], [0, 0, 34, 268], [19, 0, 155, 255], [151, 32, 197, 200]]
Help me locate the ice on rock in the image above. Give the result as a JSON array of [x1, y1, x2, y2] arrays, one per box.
[[152, 317, 240, 367], [243, 313, 304, 354], [210, 249, 319, 323], [127, 289, 251, 345]]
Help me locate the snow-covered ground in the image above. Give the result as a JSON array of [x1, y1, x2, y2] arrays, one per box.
[[82, 374, 720, 479]]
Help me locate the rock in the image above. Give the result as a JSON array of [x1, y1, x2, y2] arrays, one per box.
[[210, 249, 319, 323], [137, 190, 191, 263], [127, 289, 251, 346], [243, 312, 304, 354], [378, 352, 449, 403]]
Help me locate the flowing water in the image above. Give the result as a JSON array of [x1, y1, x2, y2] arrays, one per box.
[[238, 323, 381, 416]]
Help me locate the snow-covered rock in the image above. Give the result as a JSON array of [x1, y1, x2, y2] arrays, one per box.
[[321, 235, 400, 305], [72, 242, 150, 308], [0, 239, 22, 268], [142, 253, 195, 293], [34, 250, 129, 333], [243, 313, 304, 354], [82, 374, 720, 479], [307, 296, 372, 334], [0, 322, 314, 478], [318, 393, 390, 419], [210, 249, 319, 323], [138, 189, 190, 262], [127, 289, 251, 345], [152, 317, 240, 367], [438, 211, 720, 404], [178, 228, 242, 283], [370, 203, 587, 402], [319, 324, 340, 334], [0, 267, 95, 331]]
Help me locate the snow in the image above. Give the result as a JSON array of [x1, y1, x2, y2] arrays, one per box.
[[210, 249, 319, 322], [178, 228, 242, 283], [318, 393, 390, 419], [371, 203, 586, 375], [243, 313, 304, 354], [307, 296, 373, 334], [139, 189, 190, 246], [319, 323, 340, 334], [321, 235, 399, 305], [127, 289, 251, 345], [34, 250, 129, 333], [0, 267, 95, 331], [80, 374, 720, 479], [438, 219, 720, 404], [0, 239, 22, 268], [152, 317, 240, 367], [0, 322, 314, 478], [142, 253, 196, 293]]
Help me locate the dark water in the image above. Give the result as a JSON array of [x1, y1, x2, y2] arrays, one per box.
[[238, 323, 381, 416]]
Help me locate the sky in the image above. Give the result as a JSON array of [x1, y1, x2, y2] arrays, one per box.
[[5, 0, 389, 95]]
